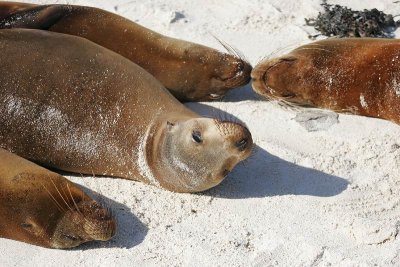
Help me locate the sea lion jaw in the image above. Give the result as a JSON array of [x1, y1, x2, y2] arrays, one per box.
[[50, 200, 115, 249], [251, 56, 315, 106], [153, 118, 253, 192]]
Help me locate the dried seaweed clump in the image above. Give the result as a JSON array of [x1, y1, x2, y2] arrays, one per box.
[[305, 2, 400, 39]]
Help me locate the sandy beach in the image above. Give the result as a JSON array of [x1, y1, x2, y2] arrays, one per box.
[[1, 0, 400, 266]]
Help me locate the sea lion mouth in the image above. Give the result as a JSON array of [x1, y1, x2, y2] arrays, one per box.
[[223, 60, 252, 86], [209, 93, 224, 100], [222, 169, 230, 177]]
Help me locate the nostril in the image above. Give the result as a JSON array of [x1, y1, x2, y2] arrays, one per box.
[[237, 61, 244, 72], [235, 138, 248, 152]]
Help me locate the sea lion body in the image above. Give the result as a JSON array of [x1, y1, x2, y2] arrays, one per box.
[[0, 2, 252, 101], [252, 38, 400, 124], [0, 29, 252, 192], [0, 148, 116, 249]]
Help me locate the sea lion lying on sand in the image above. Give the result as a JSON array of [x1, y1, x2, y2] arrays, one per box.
[[252, 38, 400, 124], [0, 1, 252, 101], [0, 148, 116, 249], [0, 28, 253, 193]]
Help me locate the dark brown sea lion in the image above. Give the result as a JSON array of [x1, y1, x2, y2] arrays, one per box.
[[251, 38, 400, 124], [0, 1, 252, 101], [0, 29, 253, 193], [0, 148, 116, 249]]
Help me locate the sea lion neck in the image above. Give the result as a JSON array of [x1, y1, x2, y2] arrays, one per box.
[[139, 112, 197, 189]]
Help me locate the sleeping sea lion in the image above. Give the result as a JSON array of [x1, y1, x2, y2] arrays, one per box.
[[0, 148, 116, 249], [0, 29, 253, 193], [251, 38, 400, 124], [0, 1, 252, 101]]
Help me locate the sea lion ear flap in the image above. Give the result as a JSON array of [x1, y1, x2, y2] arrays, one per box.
[[167, 121, 175, 131]]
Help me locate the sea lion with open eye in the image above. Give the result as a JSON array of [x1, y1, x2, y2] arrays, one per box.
[[252, 38, 400, 124], [0, 29, 253, 193], [0, 1, 252, 101], [0, 148, 116, 249]]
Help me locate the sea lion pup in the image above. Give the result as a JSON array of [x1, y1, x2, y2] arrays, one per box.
[[0, 2, 252, 101], [252, 38, 400, 124], [0, 149, 116, 249], [0, 29, 253, 193]]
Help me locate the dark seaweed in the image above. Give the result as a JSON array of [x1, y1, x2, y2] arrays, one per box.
[[305, 1, 400, 39]]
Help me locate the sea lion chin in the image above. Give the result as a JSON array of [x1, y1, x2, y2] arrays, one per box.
[[0, 149, 116, 249], [0, 29, 253, 193], [0, 2, 252, 102], [252, 38, 400, 124]]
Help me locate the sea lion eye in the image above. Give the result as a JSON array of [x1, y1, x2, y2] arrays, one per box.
[[192, 130, 202, 144]]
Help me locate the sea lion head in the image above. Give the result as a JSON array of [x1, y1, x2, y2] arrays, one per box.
[[167, 44, 252, 102], [148, 118, 253, 192], [51, 197, 116, 249], [251, 55, 317, 107]]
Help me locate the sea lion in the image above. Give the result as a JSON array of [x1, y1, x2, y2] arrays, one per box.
[[0, 148, 116, 249], [0, 29, 253, 193], [251, 38, 400, 124], [0, 2, 252, 101]]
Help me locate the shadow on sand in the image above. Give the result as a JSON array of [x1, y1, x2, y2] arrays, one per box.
[[186, 101, 349, 199], [202, 144, 348, 199]]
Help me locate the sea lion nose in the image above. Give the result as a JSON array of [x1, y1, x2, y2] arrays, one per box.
[[235, 138, 248, 152]]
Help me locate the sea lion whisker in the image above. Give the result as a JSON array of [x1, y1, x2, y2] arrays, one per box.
[[257, 42, 328, 66], [49, 177, 74, 212], [294, 47, 333, 53], [40, 180, 65, 213], [222, 41, 248, 62], [60, 185, 76, 212], [210, 33, 242, 59], [66, 183, 83, 216], [258, 42, 308, 64]]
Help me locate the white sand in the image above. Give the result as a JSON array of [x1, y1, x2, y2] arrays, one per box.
[[1, 0, 400, 266]]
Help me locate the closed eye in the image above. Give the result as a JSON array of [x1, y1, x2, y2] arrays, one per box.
[[62, 234, 81, 242]]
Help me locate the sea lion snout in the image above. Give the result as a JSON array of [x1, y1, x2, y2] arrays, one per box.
[[52, 199, 116, 248], [217, 121, 253, 156], [209, 55, 252, 100], [251, 57, 298, 99]]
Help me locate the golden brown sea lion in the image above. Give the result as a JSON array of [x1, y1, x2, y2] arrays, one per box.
[[0, 148, 116, 249], [0, 29, 252, 193], [251, 38, 400, 124], [0, 1, 252, 101]]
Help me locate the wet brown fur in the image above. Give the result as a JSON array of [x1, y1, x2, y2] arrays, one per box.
[[0, 28, 252, 193], [0, 149, 115, 249], [0, 1, 252, 101], [252, 38, 400, 124]]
